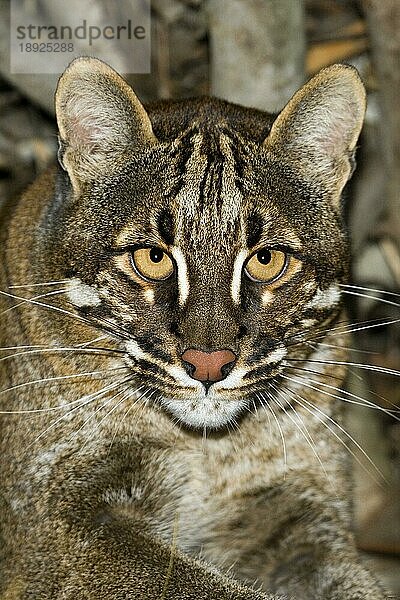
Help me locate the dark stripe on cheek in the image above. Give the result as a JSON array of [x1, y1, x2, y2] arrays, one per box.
[[135, 334, 173, 364], [135, 359, 175, 383], [243, 364, 275, 380], [157, 209, 175, 245]]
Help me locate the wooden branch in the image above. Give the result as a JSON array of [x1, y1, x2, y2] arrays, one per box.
[[207, 0, 305, 111], [362, 0, 400, 247]]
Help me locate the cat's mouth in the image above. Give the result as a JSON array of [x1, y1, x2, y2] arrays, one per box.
[[125, 351, 286, 429], [159, 390, 250, 430], [122, 338, 290, 428]]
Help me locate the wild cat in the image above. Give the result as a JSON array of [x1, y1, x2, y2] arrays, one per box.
[[0, 57, 390, 599]]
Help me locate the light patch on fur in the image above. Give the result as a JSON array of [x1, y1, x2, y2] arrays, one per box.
[[213, 367, 247, 391], [143, 288, 154, 304], [262, 289, 274, 305], [103, 485, 143, 504], [29, 441, 72, 482], [171, 246, 190, 306], [66, 277, 101, 307], [125, 339, 148, 360], [265, 345, 287, 364], [160, 394, 248, 429], [231, 249, 247, 304], [302, 280, 317, 294], [166, 364, 203, 391], [305, 284, 341, 310], [301, 318, 317, 328]]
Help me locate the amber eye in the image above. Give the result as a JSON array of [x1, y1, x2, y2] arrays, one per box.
[[131, 247, 174, 281], [244, 248, 287, 283]]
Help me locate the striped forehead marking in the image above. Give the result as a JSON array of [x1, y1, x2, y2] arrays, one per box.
[[176, 130, 244, 234], [218, 132, 244, 226], [176, 132, 207, 223]]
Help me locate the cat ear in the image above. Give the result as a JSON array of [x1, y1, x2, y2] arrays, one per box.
[[263, 64, 366, 201], [55, 57, 157, 193]]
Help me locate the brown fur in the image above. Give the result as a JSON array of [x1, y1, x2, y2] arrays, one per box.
[[0, 58, 387, 599]]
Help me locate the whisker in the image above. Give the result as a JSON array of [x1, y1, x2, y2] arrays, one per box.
[[285, 315, 399, 352], [326, 317, 400, 337], [95, 385, 137, 431], [283, 361, 343, 382], [258, 393, 273, 436], [356, 372, 400, 412], [0, 346, 126, 363], [0, 288, 132, 343], [73, 382, 135, 452], [280, 382, 385, 487], [312, 341, 377, 355], [9, 280, 70, 289], [257, 391, 287, 473], [202, 423, 208, 448], [0, 288, 100, 330], [280, 375, 386, 485], [75, 335, 109, 348], [27, 377, 130, 447], [0, 345, 46, 352], [285, 356, 400, 378], [0, 366, 126, 396], [270, 382, 337, 494], [1, 288, 67, 316], [283, 370, 400, 421], [340, 283, 400, 300], [251, 398, 260, 420], [106, 386, 148, 455], [341, 289, 400, 309], [0, 369, 130, 415]]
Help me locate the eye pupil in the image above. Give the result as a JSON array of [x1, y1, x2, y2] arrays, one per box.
[[150, 248, 163, 263], [257, 249, 271, 265]]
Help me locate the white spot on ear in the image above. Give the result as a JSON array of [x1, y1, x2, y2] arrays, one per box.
[[305, 284, 341, 310], [144, 289, 154, 305], [231, 250, 247, 305], [171, 247, 189, 306], [66, 278, 101, 307]]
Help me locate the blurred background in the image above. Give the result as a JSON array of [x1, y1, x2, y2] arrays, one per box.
[[0, 0, 399, 594]]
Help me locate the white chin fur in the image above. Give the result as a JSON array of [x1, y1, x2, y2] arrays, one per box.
[[160, 393, 248, 430]]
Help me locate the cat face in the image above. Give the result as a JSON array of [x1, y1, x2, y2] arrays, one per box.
[[46, 58, 366, 429]]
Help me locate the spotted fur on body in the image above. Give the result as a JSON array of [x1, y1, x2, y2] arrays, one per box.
[[0, 58, 387, 599]]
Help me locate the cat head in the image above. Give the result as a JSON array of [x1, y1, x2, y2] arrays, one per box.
[[46, 57, 365, 429]]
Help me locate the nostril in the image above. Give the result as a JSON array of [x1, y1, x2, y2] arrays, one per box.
[[220, 359, 236, 378], [182, 359, 196, 378], [181, 349, 237, 383]]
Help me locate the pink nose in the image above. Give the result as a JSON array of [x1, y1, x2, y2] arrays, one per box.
[[181, 349, 236, 383]]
